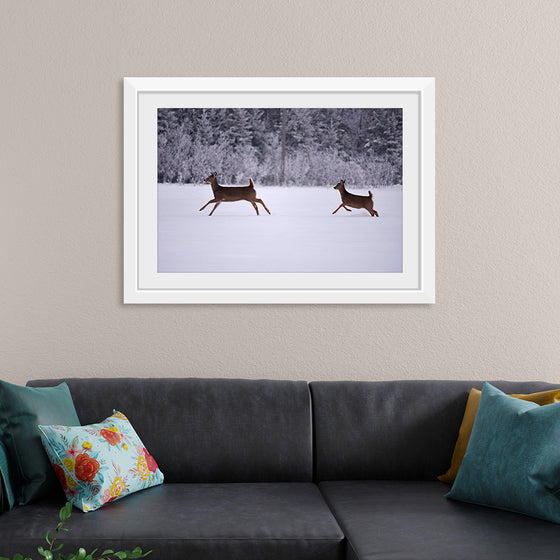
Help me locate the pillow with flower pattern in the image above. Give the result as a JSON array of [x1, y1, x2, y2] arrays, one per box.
[[38, 411, 164, 512]]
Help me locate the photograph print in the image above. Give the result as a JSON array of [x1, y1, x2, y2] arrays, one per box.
[[157, 107, 403, 273], [124, 77, 435, 304]]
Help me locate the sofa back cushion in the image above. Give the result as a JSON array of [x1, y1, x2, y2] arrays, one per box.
[[27, 378, 313, 483], [310, 380, 559, 481]]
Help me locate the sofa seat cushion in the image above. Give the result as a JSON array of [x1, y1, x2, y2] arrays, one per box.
[[0, 483, 344, 560], [319, 481, 560, 560]]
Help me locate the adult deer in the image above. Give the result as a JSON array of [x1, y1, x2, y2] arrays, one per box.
[[200, 172, 271, 216], [332, 179, 379, 217]]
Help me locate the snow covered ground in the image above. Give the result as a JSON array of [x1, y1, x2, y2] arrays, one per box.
[[158, 184, 402, 273]]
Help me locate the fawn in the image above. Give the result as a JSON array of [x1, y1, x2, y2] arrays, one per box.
[[332, 179, 379, 217], [200, 172, 271, 216]]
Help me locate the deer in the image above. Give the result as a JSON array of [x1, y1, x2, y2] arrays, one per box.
[[332, 179, 379, 217], [200, 172, 271, 216]]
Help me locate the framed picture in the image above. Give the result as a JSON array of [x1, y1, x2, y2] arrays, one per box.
[[124, 77, 434, 304]]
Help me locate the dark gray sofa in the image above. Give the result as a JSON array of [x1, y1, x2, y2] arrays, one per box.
[[1, 378, 560, 560]]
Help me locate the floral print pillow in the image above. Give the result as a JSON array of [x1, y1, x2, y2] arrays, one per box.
[[38, 411, 164, 512]]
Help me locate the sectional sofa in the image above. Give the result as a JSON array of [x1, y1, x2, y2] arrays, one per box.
[[1, 377, 560, 560]]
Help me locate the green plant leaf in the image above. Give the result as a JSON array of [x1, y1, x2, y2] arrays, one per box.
[[14, 554, 23, 560], [114, 552, 127, 560], [100, 552, 114, 556], [64, 502, 73, 518], [59, 502, 72, 522]]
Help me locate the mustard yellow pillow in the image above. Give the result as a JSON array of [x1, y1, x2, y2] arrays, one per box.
[[438, 387, 560, 484]]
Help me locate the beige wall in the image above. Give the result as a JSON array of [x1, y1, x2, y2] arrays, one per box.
[[2, 1, 559, 385]]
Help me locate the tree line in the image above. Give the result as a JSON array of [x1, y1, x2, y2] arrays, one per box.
[[158, 108, 402, 186]]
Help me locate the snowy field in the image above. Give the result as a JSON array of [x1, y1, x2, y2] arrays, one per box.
[[158, 184, 402, 273]]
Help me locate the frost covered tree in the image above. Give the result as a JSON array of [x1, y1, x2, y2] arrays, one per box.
[[158, 108, 402, 186]]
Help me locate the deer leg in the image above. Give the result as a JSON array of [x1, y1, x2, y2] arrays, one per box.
[[208, 201, 221, 216], [200, 198, 217, 211], [343, 205, 352, 212], [332, 204, 345, 214], [249, 201, 260, 215], [255, 199, 271, 215]]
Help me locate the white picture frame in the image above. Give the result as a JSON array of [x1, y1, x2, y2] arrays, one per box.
[[124, 77, 435, 304]]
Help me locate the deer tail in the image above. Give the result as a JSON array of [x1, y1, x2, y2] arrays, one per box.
[[249, 178, 255, 188], [368, 190, 373, 198]]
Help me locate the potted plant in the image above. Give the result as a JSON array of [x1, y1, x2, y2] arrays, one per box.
[[0, 502, 151, 560]]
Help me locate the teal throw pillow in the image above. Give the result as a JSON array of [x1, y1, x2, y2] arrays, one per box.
[[0, 439, 15, 511], [446, 382, 560, 523], [0, 380, 80, 504], [39, 411, 164, 512]]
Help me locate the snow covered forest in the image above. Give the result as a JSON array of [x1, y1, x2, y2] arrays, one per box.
[[158, 108, 402, 186]]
